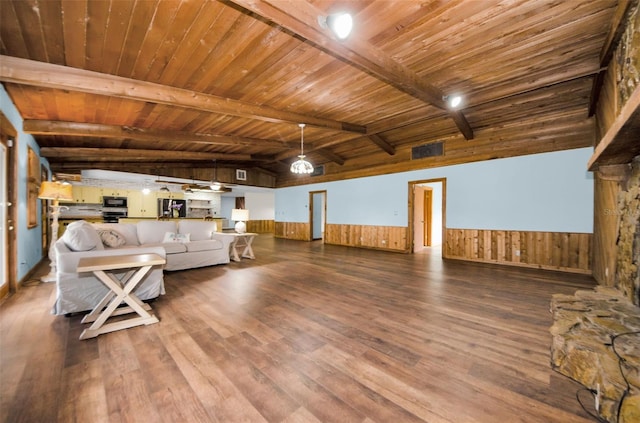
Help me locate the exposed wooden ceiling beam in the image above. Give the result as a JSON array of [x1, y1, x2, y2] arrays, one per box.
[[0, 55, 367, 134], [23, 120, 290, 149], [367, 134, 396, 156], [316, 148, 345, 166], [229, 0, 474, 140], [40, 147, 252, 161], [48, 162, 260, 171]]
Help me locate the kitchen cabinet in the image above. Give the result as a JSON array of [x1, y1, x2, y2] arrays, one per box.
[[102, 188, 127, 197], [127, 190, 158, 218], [157, 191, 184, 200], [63, 185, 101, 204], [82, 186, 102, 203]]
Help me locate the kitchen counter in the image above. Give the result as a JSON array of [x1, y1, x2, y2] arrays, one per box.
[[57, 217, 103, 238], [58, 215, 103, 220], [120, 217, 223, 221], [119, 217, 224, 231]]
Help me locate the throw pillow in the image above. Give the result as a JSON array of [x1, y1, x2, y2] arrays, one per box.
[[61, 220, 104, 252], [97, 229, 126, 248], [162, 232, 191, 243]]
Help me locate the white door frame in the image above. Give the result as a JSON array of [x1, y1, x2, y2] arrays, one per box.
[[408, 178, 446, 254]]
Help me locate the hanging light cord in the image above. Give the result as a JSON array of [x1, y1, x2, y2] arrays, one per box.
[[299, 123, 305, 156]]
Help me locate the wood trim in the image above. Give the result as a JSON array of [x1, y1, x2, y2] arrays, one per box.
[[444, 228, 592, 274], [0, 111, 18, 296], [588, 84, 640, 170]]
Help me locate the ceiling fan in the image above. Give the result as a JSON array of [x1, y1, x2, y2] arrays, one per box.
[[180, 160, 234, 193], [180, 182, 232, 193]]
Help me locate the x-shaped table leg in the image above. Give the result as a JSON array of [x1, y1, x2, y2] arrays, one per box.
[[79, 265, 158, 340]]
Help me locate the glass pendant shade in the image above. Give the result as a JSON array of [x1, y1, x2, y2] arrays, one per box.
[[290, 155, 314, 174], [291, 123, 314, 174]]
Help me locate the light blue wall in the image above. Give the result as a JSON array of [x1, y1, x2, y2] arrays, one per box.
[[0, 85, 46, 281], [276, 148, 594, 233]]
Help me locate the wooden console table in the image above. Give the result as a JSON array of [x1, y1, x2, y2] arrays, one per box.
[[229, 232, 257, 262], [76, 253, 165, 340]]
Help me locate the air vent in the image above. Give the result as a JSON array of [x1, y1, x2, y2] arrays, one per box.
[[412, 141, 444, 160], [311, 165, 324, 176]]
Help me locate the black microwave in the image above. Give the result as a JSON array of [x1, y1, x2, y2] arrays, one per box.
[[102, 196, 127, 208]]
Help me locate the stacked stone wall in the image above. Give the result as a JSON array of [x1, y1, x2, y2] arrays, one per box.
[[615, 157, 640, 306], [550, 287, 640, 423]]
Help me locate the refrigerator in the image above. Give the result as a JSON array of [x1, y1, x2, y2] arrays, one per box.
[[158, 198, 187, 218]]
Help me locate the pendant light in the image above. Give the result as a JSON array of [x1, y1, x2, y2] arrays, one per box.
[[290, 123, 314, 174]]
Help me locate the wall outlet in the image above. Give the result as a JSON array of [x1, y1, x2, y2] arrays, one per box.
[[381, 240, 386, 244], [515, 250, 520, 256]]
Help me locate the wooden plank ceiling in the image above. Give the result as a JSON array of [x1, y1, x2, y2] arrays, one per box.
[[0, 0, 618, 187]]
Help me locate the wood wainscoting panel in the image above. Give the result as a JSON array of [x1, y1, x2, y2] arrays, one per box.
[[325, 224, 408, 252], [445, 229, 592, 274], [246, 219, 274, 234], [275, 222, 311, 241]]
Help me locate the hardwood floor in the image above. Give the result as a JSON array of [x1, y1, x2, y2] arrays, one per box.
[[1, 235, 598, 422]]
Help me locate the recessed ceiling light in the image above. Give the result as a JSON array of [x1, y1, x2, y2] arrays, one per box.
[[318, 12, 353, 40], [443, 95, 463, 109]]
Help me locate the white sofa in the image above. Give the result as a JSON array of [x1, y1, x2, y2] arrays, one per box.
[[52, 219, 234, 315], [96, 220, 235, 271]]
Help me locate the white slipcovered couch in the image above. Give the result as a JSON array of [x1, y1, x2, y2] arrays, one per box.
[[52, 219, 234, 315]]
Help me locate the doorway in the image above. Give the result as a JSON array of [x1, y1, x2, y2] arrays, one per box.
[[408, 178, 445, 254], [309, 191, 326, 241], [1, 112, 17, 297]]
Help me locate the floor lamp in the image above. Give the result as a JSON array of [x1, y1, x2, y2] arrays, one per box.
[[38, 181, 73, 282]]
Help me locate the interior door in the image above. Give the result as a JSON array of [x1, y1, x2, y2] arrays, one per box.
[[310, 191, 326, 240], [423, 189, 433, 247]]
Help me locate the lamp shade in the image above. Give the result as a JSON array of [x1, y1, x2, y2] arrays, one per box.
[[38, 181, 73, 201], [231, 208, 249, 222]]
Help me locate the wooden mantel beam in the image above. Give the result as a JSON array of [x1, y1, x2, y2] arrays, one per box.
[[40, 147, 252, 162], [0, 55, 367, 134], [229, 0, 474, 140], [23, 120, 290, 149]]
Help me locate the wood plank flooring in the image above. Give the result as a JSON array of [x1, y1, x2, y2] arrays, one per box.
[[1, 235, 599, 422]]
